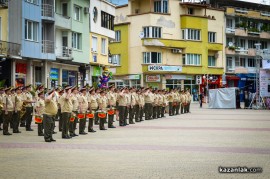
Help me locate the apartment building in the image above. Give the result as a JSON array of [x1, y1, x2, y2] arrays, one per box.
[[109, 0, 225, 95]]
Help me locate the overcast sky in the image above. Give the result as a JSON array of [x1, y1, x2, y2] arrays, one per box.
[[109, 0, 270, 6]]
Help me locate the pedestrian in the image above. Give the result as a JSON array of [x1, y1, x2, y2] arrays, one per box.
[[199, 92, 203, 108]]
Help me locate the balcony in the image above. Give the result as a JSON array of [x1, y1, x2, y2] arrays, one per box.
[[42, 40, 54, 54], [55, 46, 73, 61], [225, 47, 235, 55], [235, 48, 248, 55], [42, 4, 54, 20], [0, 41, 21, 58], [226, 28, 235, 34], [235, 28, 248, 36], [248, 49, 256, 56], [55, 13, 71, 29]]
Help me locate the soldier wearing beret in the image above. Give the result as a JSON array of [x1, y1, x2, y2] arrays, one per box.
[[107, 85, 117, 128], [35, 92, 45, 136], [2, 87, 14, 135], [118, 88, 127, 126], [0, 87, 4, 130], [60, 86, 73, 139], [70, 87, 79, 137], [12, 87, 24, 133], [97, 90, 108, 130], [43, 89, 57, 142], [78, 87, 88, 135], [88, 87, 97, 132], [22, 84, 36, 131]]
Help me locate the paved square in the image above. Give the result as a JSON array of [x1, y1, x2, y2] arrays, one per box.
[[0, 104, 270, 179]]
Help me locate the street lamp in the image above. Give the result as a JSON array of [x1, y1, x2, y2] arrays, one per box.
[[203, 74, 212, 103]]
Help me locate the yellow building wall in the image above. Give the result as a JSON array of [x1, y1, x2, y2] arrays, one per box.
[[0, 8, 8, 41], [109, 24, 129, 75], [89, 33, 110, 66]]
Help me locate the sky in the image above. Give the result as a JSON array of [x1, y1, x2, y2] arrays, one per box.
[[108, 0, 270, 6]]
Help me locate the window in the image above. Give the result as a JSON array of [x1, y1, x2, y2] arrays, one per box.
[[26, 0, 38, 5], [74, 5, 81, 21], [226, 57, 233, 69], [143, 27, 162, 38], [25, 20, 38, 41], [226, 18, 233, 28], [183, 54, 201, 65], [143, 52, 162, 64], [115, 31, 121, 42], [101, 38, 106, 54], [248, 40, 257, 48], [101, 11, 114, 30], [237, 39, 245, 48], [208, 56, 216, 66], [92, 36, 98, 52], [72, 32, 81, 50], [110, 54, 121, 65], [188, 8, 194, 15], [154, 0, 168, 13], [261, 41, 268, 49], [93, 7, 98, 23], [182, 29, 201, 41], [208, 32, 216, 43], [235, 58, 245, 67], [62, 3, 68, 17], [248, 58, 255, 67]]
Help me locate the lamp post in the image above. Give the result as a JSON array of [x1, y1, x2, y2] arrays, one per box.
[[203, 74, 213, 103], [254, 43, 261, 109]]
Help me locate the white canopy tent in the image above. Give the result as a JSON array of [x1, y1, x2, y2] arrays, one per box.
[[208, 88, 236, 109]]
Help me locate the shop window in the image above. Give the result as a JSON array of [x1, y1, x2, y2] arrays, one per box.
[[62, 70, 68, 86], [35, 66, 42, 86], [131, 80, 141, 88]]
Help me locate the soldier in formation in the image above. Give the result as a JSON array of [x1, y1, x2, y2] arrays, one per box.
[[0, 85, 192, 142]]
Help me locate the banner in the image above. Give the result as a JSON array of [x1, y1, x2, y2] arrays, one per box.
[[262, 59, 270, 69], [148, 65, 182, 72], [260, 69, 270, 97], [146, 75, 161, 82]]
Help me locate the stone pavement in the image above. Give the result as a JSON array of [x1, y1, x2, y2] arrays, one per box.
[[0, 103, 270, 179]]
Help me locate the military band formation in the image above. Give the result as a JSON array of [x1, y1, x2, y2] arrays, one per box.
[[0, 85, 192, 142]]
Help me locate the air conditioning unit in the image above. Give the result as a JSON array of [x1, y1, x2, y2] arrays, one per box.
[[171, 49, 182, 54], [84, 7, 89, 14]]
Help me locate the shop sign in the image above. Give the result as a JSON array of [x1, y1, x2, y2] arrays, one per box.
[[146, 75, 161, 82], [165, 74, 193, 80], [148, 65, 182, 72], [93, 66, 101, 76], [50, 68, 59, 81], [122, 74, 141, 80]]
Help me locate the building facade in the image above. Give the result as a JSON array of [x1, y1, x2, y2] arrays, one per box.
[[89, 0, 116, 87], [0, 0, 90, 88], [210, 0, 270, 100], [109, 0, 225, 95]]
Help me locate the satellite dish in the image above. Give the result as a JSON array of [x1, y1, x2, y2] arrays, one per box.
[[228, 42, 233, 47], [139, 32, 144, 38]]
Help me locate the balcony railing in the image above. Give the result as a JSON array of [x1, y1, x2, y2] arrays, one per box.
[[56, 46, 73, 60], [42, 4, 54, 18], [42, 40, 54, 54], [0, 40, 21, 57]]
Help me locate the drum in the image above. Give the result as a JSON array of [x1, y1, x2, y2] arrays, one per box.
[[35, 116, 43, 124], [98, 112, 106, 119], [70, 116, 75, 122], [86, 113, 94, 119], [77, 113, 85, 119], [107, 109, 115, 115]]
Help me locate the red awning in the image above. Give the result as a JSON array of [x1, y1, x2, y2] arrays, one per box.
[[226, 75, 240, 80]]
